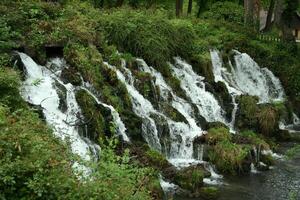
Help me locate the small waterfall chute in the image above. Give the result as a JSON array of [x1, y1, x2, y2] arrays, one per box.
[[19, 52, 98, 162], [171, 57, 227, 124]]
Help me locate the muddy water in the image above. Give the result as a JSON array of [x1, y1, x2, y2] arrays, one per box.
[[175, 142, 300, 200]]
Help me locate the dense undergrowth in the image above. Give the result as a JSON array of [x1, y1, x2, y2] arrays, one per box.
[[1, 0, 300, 198]]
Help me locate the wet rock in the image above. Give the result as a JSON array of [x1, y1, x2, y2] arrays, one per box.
[[60, 67, 82, 86], [174, 165, 211, 193], [54, 81, 67, 113], [206, 81, 233, 120]]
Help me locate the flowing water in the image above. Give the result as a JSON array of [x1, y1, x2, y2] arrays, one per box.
[[80, 83, 130, 142], [19, 52, 97, 162], [210, 50, 284, 103], [171, 57, 227, 124], [175, 142, 300, 200]]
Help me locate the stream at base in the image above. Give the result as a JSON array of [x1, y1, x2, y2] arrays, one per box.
[[175, 142, 300, 200]]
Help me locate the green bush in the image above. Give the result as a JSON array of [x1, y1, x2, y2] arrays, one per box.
[[208, 140, 250, 174], [202, 1, 244, 24]]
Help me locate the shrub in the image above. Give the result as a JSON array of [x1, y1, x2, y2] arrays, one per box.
[[257, 106, 278, 136], [208, 140, 250, 174], [205, 127, 231, 144], [202, 1, 244, 24]]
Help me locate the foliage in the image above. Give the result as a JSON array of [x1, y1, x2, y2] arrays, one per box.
[[208, 139, 250, 174], [257, 106, 278, 136], [202, 1, 244, 24], [205, 127, 231, 144], [285, 144, 300, 159], [240, 130, 270, 150]]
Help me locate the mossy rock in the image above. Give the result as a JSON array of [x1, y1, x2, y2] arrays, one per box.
[[161, 103, 188, 123], [207, 121, 229, 130], [60, 67, 82, 86], [129, 143, 173, 172], [198, 186, 220, 200], [206, 81, 233, 120], [236, 95, 259, 131], [257, 104, 279, 137], [75, 89, 110, 142], [260, 154, 275, 166], [189, 57, 214, 83], [174, 165, 210, 192], [205, 127, 231, 145], [145, 149, 170, 169], [54, 81, 67, 113], [208, 140, 251, 174]]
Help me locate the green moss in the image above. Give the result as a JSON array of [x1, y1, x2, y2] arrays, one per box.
[[208, 140, 250, 174], [286, 144, 300, 159], [236, 95, 259, 130], [199, 186, 220, 200], [205, 127, 231, 144], [145, 149, 169, 169], [75, 89, 106, 141], [240, 130, 270, 150], [174, 166, 206, 192]]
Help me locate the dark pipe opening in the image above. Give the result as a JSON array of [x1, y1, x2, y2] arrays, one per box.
[[45, 46, 64, 58]]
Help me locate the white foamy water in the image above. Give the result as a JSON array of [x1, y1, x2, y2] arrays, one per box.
[[80, 84, 130, 142], [105, 61, 162, 152], [137, 59, 204, 166], [19, 53, 98, 162], [211, 50, 285, 103], [171, 57, 227, 123]]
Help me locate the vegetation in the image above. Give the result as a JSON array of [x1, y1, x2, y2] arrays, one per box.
[[1, 0, 300, 198]]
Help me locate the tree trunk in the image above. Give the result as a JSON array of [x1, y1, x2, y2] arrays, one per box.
[[176, 0, 181, 17], [116, 0, 124, 7], [187, 0, 192, 15], [179, 0, 184, 15], [263, 0, 275, 31], [244, 0, 255, 25]]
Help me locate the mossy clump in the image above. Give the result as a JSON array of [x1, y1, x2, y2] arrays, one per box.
[[239, 130, 270, 150], [236, 95, 259, 130], [257, 105, 279, 136], [208, 140, 251, 174], [174, 166, 210, 192], [205, 127, 231, 145], [198, 186, 220, 200], [75, 89, 107, 142], [145, 149, 170, 169]]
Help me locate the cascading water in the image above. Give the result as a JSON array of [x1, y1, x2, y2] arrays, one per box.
[[19, 52, 98, 162], [80, 82, 130, 142], [136, 59, 204, 166], [210, 50, 284, 103], [104, 61, 162, 152], [171, 57, 227, 124], [210, 49, 285, 131]]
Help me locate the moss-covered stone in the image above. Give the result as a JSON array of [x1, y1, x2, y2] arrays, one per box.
[[198, 186, 220, 200], [174, 165, 210, 192], [54, 81, 67, 113], [236, 95, 259, 131], [205, 127, 232, 145], [189, 56, 214, 83], [75, 89, 109, 142], [206, 81, 233, 120], [257, 104, 279, 136], [208, 140, 251, 174], [60, 67, 82, 86]]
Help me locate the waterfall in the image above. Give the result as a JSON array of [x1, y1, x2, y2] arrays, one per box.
[[104, 61, 162, 152], [211, 50, 285, 103], [80, 83, 130, 142], [171, 57, 227, 124], [210, 49, 285, 133], [19, 52, 99, 163], [210, 50, 285, 103], [136, 59, 204, 166]]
